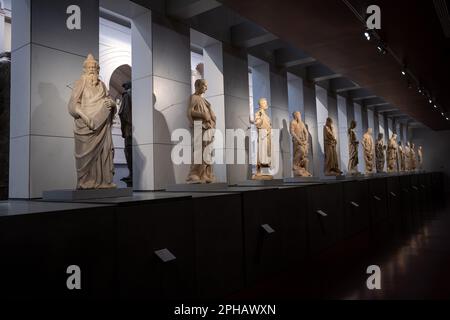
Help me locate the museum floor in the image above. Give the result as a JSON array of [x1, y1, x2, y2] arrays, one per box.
[[232, 198, 450, 300], [0, 172, 447, 300]]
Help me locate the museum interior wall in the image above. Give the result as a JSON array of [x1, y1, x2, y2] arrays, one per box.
[[9, 0, 99, 198], [1, 0, 448, 198], [411, 128, 450, 191], [223, 47, 251, 183]]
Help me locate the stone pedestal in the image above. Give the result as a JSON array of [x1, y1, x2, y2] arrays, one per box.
[[42, 188, 133, 201], [165, 183, 229, 192]]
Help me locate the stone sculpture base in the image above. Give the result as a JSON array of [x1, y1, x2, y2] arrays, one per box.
[[235, 179, 285, 187], [251, 174, 274, 181], [284, 177, 320, 183], [320, 175, 346, 181], [165, 183, 228, 192], [42, 188, 133, 201]]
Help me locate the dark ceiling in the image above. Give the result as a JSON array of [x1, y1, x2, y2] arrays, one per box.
[[133, 0, 450, 130], [218, 0, 450, 130]]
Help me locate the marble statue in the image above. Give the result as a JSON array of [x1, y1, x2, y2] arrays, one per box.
[[398, 141, 406, 172], [250, 98, 273, 180], [418, 146, 423, 170], [186, 79, 216, 184], [290, 111, 312, 177], [68, 54, 117, 190], [410, 143, 417, 171], [387, 133, 398, 173], [119, 81, 132, 184], [375, 133, 386, 173], [362, 128, 374, 174], [324, 117, 342, 176], [347, 120, 360, 175], [404, 142, 411, 171]]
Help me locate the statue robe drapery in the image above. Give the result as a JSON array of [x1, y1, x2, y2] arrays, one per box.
[[324, 125, 339, 174], [362, 133, 374, 173], [187, 94, 216, 183], [254, 108, 272, 167], [348, 128, 359, 172], [290, 119, 311, 176], [68, 78, 115, 189], [375, 140, 385, 173]]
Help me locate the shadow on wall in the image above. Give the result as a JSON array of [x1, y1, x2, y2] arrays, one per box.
[[152, 92, 177, 188], [280, 119, 290, 177], [0, 52, 11, 199], [33, 82, 71, 136]]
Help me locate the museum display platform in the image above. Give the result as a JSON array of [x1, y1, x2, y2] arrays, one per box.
[[0, 172, 445, 300]]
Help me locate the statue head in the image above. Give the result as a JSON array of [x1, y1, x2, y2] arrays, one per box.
[[258, 98, 268, 110], [194, 79, 208, 95], [350, 120, 357, 129], [326, 117, 333, 127], [367, 127, 373, 135], [293, 111, 302, 121], [378, 133, 383, 140], [412, 143, 415, 149], [83, 54, 100, 86], [392, 133, 397, 140], [399, 141, 402, 146]]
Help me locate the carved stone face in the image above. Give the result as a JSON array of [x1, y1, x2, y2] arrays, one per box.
[[195, 80, 208, 95], [84, 61, 100, 85], [294, 111, 301, 121], [326, 117, 333, 127], [259, 98, 268, 110]]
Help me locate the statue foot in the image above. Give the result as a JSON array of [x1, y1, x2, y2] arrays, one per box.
[[187, 175, 203, 184]]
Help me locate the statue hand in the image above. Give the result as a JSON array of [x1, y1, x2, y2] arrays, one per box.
[[104, 99, 115, 110]]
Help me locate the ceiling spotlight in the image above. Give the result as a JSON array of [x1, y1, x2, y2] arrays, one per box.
[[364, 29, 371, 41], [446, 117, 449, 121], [441, 112, 445, 116], [377, 44, 387, 55], [429, 99, 433, 104], [418, 87, 422, 93], [434, 104, 437, 109], [401, 70, 406, 76]]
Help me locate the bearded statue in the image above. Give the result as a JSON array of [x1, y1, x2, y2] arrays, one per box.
[[68, 54, 117, 189]]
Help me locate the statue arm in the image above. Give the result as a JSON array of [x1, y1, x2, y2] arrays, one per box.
[[189, 98, 210, 122], [290, 122, 300, 143], [254, 111, 263, 128], [68, 79, 84, 119]]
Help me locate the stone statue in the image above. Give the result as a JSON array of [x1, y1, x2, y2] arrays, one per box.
[[398, 141, 406, 172], [418, 145, 423, 170], [387, 133, 398, 173], [290, 111, 312, 177], [362, 128, 374, 174], [347, 120, 360, 175], [119, 81, 132, 184], [324, 117, 342, 176], [186, 79, 216, 184], [68, 54, 117, 190], [375, 133, 386, 173], [250, 98, 273, 180], [404, 142, 411, 171], [410, 143, 417, 171]]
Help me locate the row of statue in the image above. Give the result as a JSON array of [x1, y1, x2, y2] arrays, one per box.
[[330, 118, 423, 176], [68, 54, 424, 189]]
